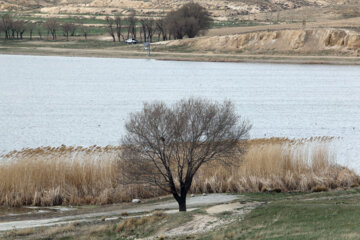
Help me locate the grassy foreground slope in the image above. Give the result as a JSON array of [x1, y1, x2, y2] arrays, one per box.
[[197, 188, 360, 240]]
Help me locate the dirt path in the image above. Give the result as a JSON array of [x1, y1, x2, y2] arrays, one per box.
[[0, 194, 240, 232], [147, 201, 263, 239]]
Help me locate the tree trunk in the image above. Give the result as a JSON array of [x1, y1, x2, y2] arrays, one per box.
[[133, 27, 137, 39], [177, 183, 189, 212], [178, 197, 186, 211]]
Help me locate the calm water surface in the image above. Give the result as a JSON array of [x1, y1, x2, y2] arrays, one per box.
[[0, 55, 359, 170]]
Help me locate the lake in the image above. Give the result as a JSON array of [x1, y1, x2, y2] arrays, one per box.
[[0, 55, 359, 171]]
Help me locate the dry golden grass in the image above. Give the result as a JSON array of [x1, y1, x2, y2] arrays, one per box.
[[2, 227, 36, 238], [46, 222, 77, 237], [0, 137, 358, 207], [115, 211, 167, 234], [89, 224, 110, 235]]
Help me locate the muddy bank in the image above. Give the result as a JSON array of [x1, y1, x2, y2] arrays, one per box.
[[1, 49, 359, 65]]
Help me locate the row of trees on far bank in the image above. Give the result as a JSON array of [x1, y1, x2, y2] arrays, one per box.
[[105, 2, 211, 42], [0, 3, 211, 42], [0, 14, 88, 41]]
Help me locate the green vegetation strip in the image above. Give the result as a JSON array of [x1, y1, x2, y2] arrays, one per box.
[[198, 188, 360, 240]]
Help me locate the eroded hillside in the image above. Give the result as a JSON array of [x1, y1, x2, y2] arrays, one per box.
[[163, 28, 360, 56]]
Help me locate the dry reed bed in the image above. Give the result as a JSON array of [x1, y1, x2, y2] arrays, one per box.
[[0, 145, 161, 207], [193, 137, 359, 193], [0, 138, 358, 207]]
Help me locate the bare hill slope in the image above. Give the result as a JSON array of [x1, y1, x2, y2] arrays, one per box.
[[0, 0, 351, 15], [164, 28, 360, 55]]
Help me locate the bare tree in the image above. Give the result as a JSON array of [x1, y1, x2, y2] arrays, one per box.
[[165, 12, 186, 39], [183, 17, 200, 39], [10, 20, 15, 39], [126, 11, 137, 39], [18, 20, 26, 39], [80, 24, 88, 41], [156, 19, 167, 41], [36, 22, 43, 40], [139, 18, 147, 41], [182, 3, 211, 37], [105, 16, 116, 42], [121, 98, 251, 211], [43, 18, 58, 40], [145, 19, 155, 42], [70, 24, 77, 36], [76, 18, 88, 41], [1, 15, 13, 40], [27, 22, 35, 40], [62, 22, 76, 41], [11, 20, 26, 39], [115, 15, 123, 42], [165, 3, 211, 39], [139, 18, 155, 42]]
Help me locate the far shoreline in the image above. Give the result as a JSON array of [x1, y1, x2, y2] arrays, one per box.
[[1, 49, 360, 66]]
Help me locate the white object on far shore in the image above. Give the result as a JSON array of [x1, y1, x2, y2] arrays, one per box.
[[132, 199, 141, 203]]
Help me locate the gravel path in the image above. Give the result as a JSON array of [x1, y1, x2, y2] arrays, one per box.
[[0, 194, 239, 231]]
